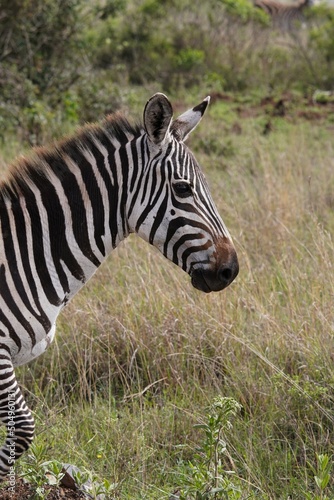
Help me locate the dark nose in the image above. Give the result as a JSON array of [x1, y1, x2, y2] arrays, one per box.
[[190, 253, 239, 293]]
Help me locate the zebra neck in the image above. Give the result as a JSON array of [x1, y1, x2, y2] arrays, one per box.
[[0, 118, 144, 305]]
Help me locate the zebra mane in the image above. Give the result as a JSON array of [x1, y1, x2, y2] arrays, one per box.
[[0, 112, 143, 201]]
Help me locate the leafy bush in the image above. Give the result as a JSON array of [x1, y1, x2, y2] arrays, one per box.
[[308, 4, 334, 88], [90, 0, 269, 91], [0, 0, 91, 142], [2, 0, 334, 143]]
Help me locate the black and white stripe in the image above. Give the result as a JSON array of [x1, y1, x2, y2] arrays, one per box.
[[254, 0, 313, 30], [0, 93, 239, 477]]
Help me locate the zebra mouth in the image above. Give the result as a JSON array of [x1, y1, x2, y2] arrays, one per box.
[[191, 268, 211, 293]]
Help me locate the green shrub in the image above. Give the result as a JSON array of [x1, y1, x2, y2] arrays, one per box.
[[0, 0, 91, 142], [177, 397, 243, 499]]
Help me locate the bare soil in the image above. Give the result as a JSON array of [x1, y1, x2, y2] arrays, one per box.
[[0, 476, 86, 499]]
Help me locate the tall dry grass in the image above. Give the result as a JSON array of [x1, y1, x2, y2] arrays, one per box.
[[1, 101, 333, 497]]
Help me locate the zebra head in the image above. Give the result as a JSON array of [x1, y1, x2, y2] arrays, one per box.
[[128, 93, 239, 293]]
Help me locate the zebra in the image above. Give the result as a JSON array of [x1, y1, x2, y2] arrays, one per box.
[[254, 0, 313, 30], [0, 93, 238, 478]]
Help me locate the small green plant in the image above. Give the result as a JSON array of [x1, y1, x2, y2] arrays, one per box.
[[71, 467, 90, 488], [178, 396, 242, 499], [21, 442, 64, 499], [72, 467, 118, 499], [21, 442, 118, 499], [306, 454, 333, 500]]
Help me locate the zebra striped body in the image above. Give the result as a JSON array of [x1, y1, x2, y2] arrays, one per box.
[[0, 93, 238, 478], [254, 0, 313, 30]]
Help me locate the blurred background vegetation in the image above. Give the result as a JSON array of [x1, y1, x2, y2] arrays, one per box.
[[1, 0, 334, 144]]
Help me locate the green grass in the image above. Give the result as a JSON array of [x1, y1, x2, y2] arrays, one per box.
[[1, 97, 334, 498]]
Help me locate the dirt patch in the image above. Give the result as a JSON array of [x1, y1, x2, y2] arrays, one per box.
[[213, 91, 334, 123], [0, 476, 86, 499]]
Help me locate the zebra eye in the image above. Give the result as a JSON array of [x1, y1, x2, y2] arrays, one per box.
[[173, 182, 192, 197]]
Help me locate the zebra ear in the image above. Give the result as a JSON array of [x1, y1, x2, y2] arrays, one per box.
[[171, 96, 210, 142], [144, 93, 173, 146]]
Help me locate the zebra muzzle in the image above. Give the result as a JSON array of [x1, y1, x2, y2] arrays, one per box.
[[190, 252, 239, 293], [190, 262, 239, 292]]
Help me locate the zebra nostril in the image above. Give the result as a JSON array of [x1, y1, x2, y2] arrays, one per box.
[[218, 258, 239, 286], [219, 266, 233, 284]]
